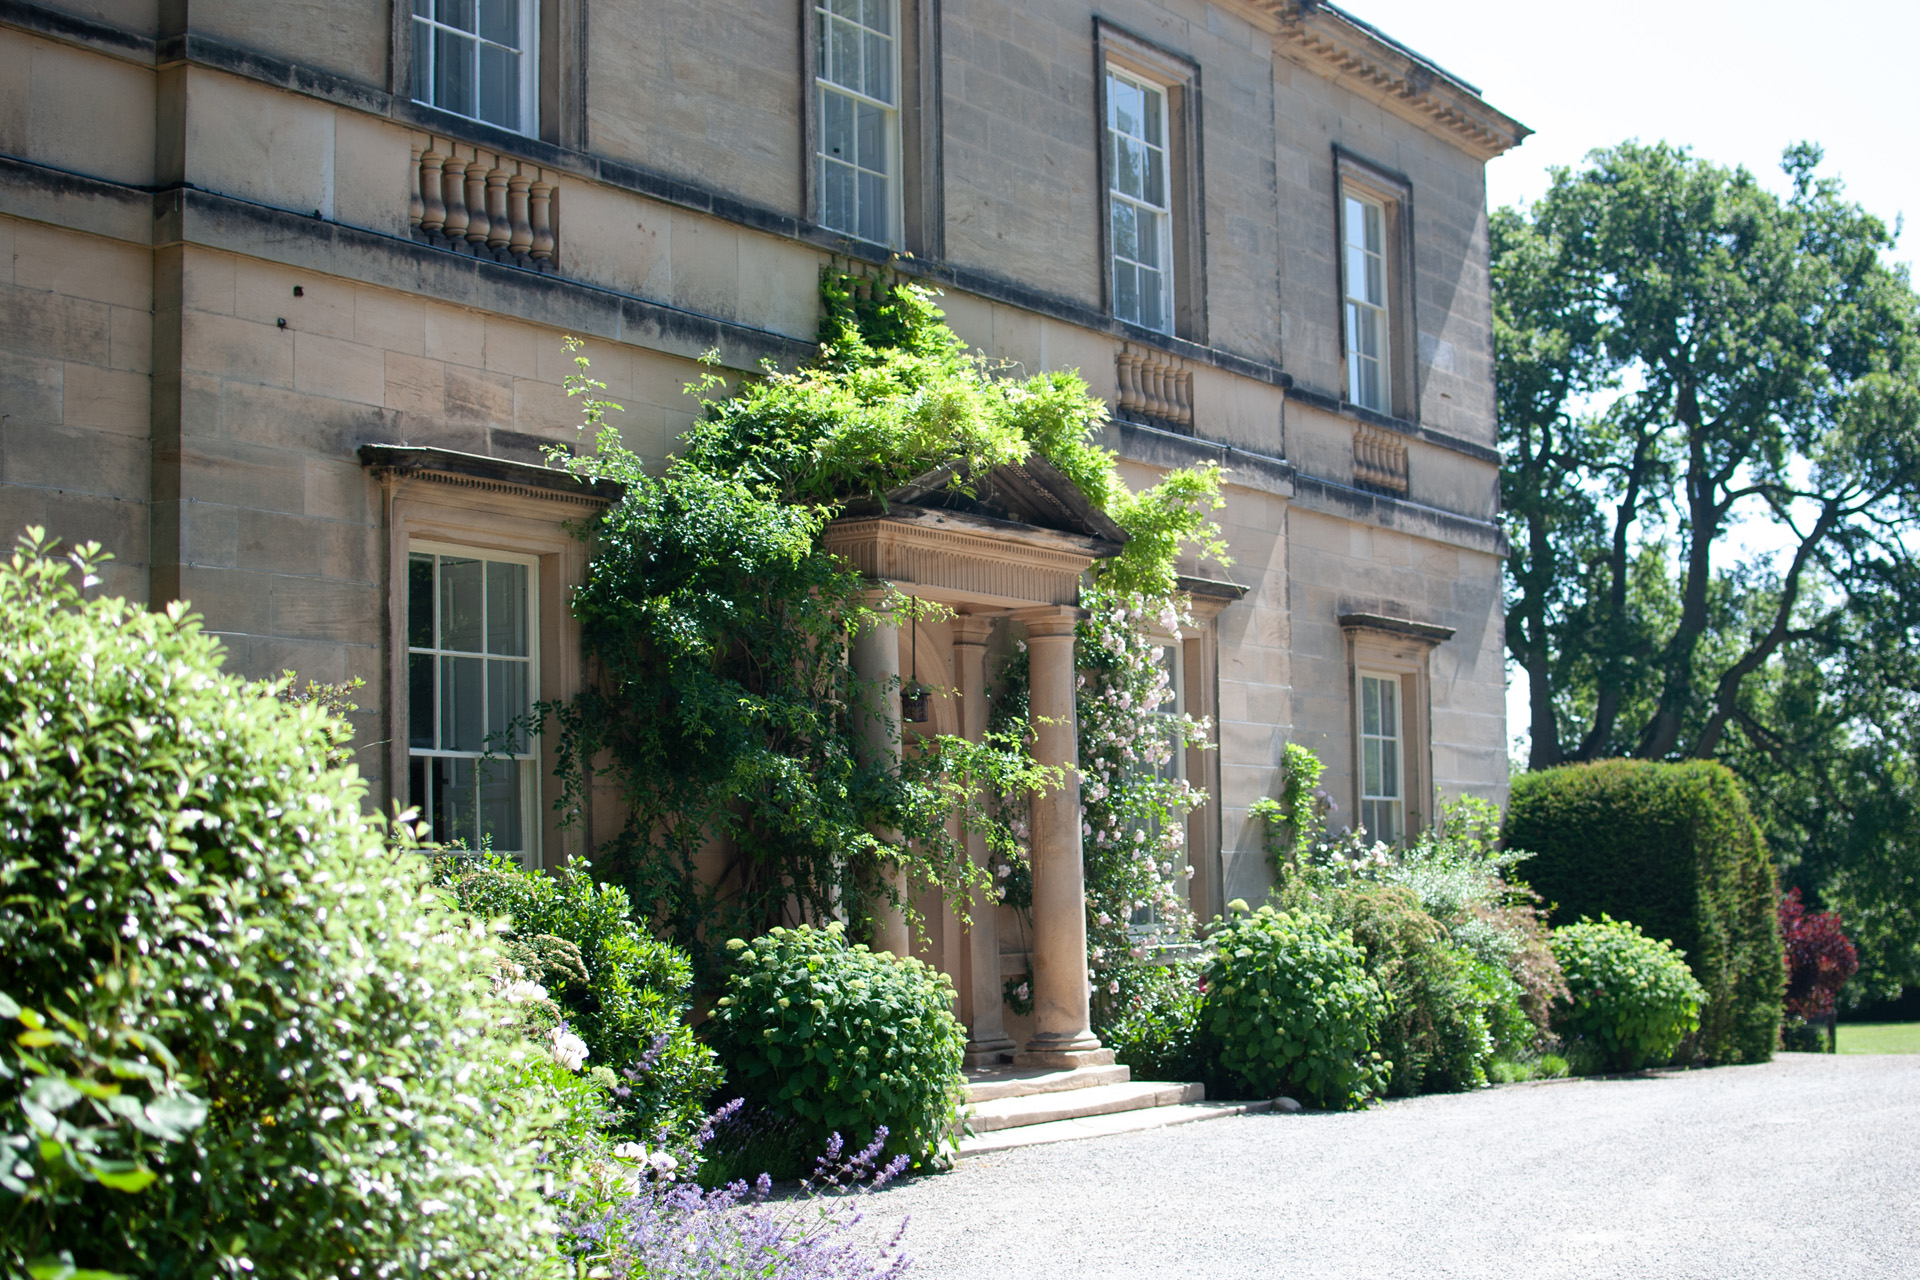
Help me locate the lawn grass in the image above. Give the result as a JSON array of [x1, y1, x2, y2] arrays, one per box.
[[1835, 1022, 1920, 1055]]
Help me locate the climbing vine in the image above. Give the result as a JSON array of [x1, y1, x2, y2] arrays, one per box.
[[547, 273, 1225, 982]]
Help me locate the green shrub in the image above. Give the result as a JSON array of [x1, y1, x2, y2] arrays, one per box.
[[1099, 958, 1210, 1084], [1507, 759, 1784, 1063], [1315, 882, 1497, 1095], [1551, 916, 1708, 1071], [707, 923, 965, 1171], [435, 850, 721, 1143], [1200, 906, 1389, 1109], [0, 532, 560, 1278]]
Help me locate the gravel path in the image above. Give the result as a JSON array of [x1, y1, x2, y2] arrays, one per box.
[[850, 1055, 1920, 1279]]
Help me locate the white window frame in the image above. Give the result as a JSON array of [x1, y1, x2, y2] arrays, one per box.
[[1343, 191, 1391, 414], [1356, 669, 1404, 843], [407, 541, 542, 865], [411, 0, 540, 137], [1106, 65, 1176, 335], [814, 0, 903, 246]]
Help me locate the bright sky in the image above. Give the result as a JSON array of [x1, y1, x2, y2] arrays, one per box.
[[1333, 0, 1920, 762]]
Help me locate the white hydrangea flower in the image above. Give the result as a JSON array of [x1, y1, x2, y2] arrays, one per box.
[[549, 1025, 588, 1071]]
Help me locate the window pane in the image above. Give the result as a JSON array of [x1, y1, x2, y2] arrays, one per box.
[[829, 17, 860, 92], [433, 757, 477, 848], [437, 0, 476, 30], [1143, 85, 1163, 147], [1114, 262, 1139, 325], [411, 17, 432, 101], [862, 0, 891, 34], [855, 100, 886, 169], [488, 659, 529, 753], [829, 0, 858, 19], [1363, 738, 1382, 795], [442, 655, 486, 752], [1145, 146, 1166, 209], [414, 0, 431, 15], [1113, 136, 1143, 199], [815, 10, 829, 78], [865, 31, 893, 104], [408, 755, 428, 822], [478, 758, 523, 853], [434, 28, 475, 118], [822, 89, 853, 159], [1135, 209, 1161, 269], [1111, 201, 1137, 263], [1354, 356, 1382, 411], [1346, 240, 1369, 302], [1379, 679, 1398, 738], [440, 556, 483, 652], [857, 170, 886, 243], [1380, 739, 1400, 798], [1109, 76, 1141, 136], [478, 0, 517, 46], [409, 653, 435, 748], [822, 159, 854, 233], [1362, 676, 1381, 735], [1344, 196, 1364, 249], [408, 552, 435, 648], [486, 561, 528, 655], [479, 42, 519, 130], [1140, 267, 1163, 332], [1353, 307, 1381, 359], [1364, 201, 1384, 254]]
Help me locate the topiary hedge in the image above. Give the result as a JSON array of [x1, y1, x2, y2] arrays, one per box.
[[1200, 906, 1389, 1109], [707, 923, 965, 1171], [1507, 759, 1784, 1063], [0, 532, 560, 1278]]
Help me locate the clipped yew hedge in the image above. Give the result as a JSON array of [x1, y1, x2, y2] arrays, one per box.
[[1506, 759, 1784, 1063]]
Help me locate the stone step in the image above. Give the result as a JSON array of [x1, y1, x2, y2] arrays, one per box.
[[966, 1080, 1205, 1132], [959, 1099, 1274, 1156], [964, 1064, 1132, 1104]]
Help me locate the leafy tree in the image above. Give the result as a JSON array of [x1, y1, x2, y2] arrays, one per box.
[[1495, 142, 1920, 996]]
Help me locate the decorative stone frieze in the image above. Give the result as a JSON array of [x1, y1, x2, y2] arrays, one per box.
[[408, 137, 558, 271], [822, 509, 1118, 609], [1114, 342, 1194, 434], [1353, 422, 1409, 496]]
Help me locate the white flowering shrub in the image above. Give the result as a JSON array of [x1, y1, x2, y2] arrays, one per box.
[[0, 532, 563, 1279]]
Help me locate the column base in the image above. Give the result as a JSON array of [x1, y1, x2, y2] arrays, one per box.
[[1011, 1042, 1114, 1070], [963, 1046, 1016, 1070]]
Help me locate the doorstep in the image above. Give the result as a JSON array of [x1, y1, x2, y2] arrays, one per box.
[[958, 1098, 1275, 1156]]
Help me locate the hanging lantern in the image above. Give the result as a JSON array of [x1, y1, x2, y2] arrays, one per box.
[[901, 602, 931, 723]]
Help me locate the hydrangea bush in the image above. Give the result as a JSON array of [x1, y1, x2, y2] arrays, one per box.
[[1201, 906, 1389, 1108], [708, 924, 965, 1171], [1551, 916, 1708, 1071]]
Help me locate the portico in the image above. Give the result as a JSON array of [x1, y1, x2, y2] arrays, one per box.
[[824, 458, 1126, 1068]]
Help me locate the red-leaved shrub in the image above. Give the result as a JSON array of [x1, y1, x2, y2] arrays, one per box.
[[1778, 889, 1858, 1019]]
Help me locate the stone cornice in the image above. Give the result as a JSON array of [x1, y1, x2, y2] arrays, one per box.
[[1249, 1, 1530, 160]]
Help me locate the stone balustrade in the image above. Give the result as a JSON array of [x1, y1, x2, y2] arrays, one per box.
[[408, 137, 558, 272], [1353, 422, 1409, 495], [1114, 342, 1194, 434]]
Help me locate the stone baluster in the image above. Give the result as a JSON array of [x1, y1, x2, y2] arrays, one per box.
[[1011, 605, 1109, 1068], [1147, 357, 1168, 421], [1117, 348, 1138, 416], [1173, 369, 1192, 428], [506, 171, 534, 256], [529, 176, 556, 262], [485, 167, 511, 251], [440, 146, 470, 243], [418, 141, 447, 234], [408, 144, 424, 229], [464, 154, 492, 247]]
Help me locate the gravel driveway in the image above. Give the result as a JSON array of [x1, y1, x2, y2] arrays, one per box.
[[852, 1055, 1919, 1279]]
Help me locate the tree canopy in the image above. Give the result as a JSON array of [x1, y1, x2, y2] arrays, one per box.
[[1495, 142, 1920, 998]]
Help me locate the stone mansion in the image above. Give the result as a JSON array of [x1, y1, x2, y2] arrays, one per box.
[[0, 0, 1522, 1062]]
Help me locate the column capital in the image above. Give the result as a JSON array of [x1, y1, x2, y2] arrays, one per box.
[[950, 611, 1000, 646], [1011, 604, 1086, 639]]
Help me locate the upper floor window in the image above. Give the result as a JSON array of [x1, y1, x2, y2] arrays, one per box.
[[1343, 193, 1390, 413], [1357, 669, 1403, 843], [408, 546, 539, 863], [411, 0, 538, 136], [815, 0, 900, 245], [1107, 69, 1173, 334]]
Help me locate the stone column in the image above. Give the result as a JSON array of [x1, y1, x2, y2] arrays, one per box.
[[1011, 605, 1110, 1068], [851, 598, 910, 957], [953, 613, 1016, 1066]]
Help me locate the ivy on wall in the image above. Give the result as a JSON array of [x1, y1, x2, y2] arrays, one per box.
[[548, 274, 1225, 982]]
